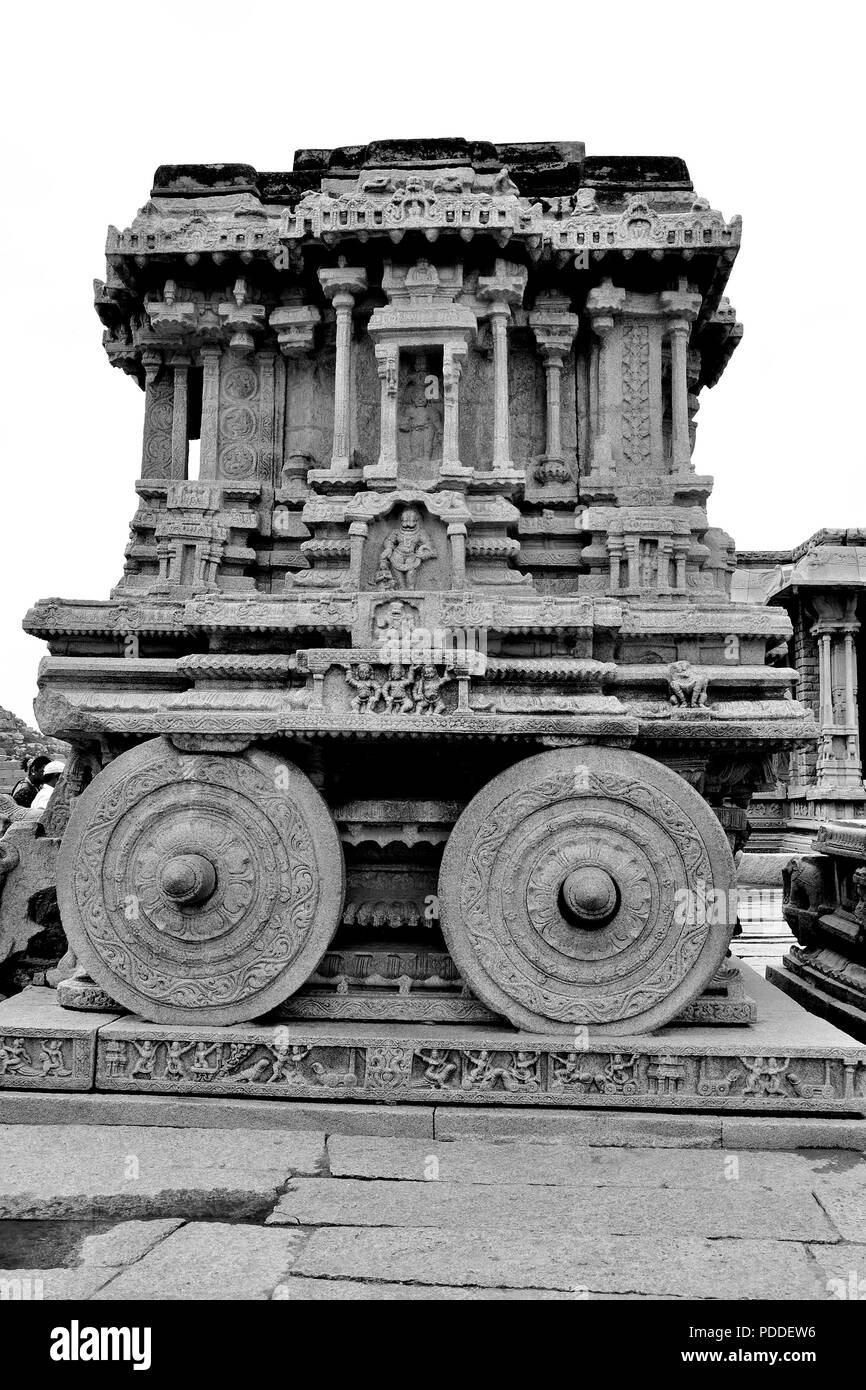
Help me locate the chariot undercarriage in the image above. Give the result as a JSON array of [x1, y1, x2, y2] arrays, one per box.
[[26, 139, 814, 1047]]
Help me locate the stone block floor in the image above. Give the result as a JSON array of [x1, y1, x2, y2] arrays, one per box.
[[0, 1113, 864, 1299]]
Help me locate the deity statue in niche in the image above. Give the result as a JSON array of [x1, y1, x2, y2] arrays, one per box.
[[375, 507, 437, 589], [398, 352, 443, 463]]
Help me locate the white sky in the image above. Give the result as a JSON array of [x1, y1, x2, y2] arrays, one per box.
[[2, 0, 863, 727]]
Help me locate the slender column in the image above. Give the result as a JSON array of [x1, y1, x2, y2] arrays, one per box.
[[585, 281, 626, 475], [258, 351, 276, 480], [668, 321, 690, 469], [478, 261, 527, 473], [843, 626, 863, 779], [490, 309, 511, 470], [199, 346, 221, 480], [626, 539, 640, 591], [170, 355, 190, 481], [318, 261, 367, 473], [661, 281, 701, 473], [544, 354, 563, 459], [448, 522, 467, 589], [441, 345, 467, 473], [529, 292, 579, 475], [374, 344, 399, 474]]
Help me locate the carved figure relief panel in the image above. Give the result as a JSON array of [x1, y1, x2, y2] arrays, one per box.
[[362, 506, 447, 591]]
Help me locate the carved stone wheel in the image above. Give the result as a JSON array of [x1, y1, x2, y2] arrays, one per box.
[[438, 746, 736, 1035], [57, 737, 345, 1026]]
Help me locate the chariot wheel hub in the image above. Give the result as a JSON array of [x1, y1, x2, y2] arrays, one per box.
[[159, 854, 217, 907], [561, 866, 618, 926]]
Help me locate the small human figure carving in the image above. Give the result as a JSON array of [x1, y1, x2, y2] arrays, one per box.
[[269, 1042, 310, 1084], [667, 659, 709, 707], [190, 1042, 221, 1079], [39, 1040, 71, 1077], [163, 1041, 193, 1080], [741, 1055, 791, 1097], [506, 1050, 541, 1089], [130, 1039, 158, 1078], [375, 507, 436, 590], [346, 662, 382, 714], [418, 1048, 458, 1089], [382, 663, 415, 715], [412, 663, 451, 716], [0, 1037, 30, 1076]]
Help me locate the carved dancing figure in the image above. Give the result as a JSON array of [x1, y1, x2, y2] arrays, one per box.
[[412, 663, 451, 716], [375, 507, 436, 589], [418, 1048, 458, 1089], [190, 1042, 221, 1078], [0, 1037, 29, 1075], [130, 1039, 158, 1078], [504, 1050, 540, 1090], [269, 1042, 310, 1083], [346, 662, 382, 714], [667, 660, 709, 708], [38, 1040, 71, 1077], [382, 663, 415, 715], [551, 1052, 594, 1090], [163, 1041, 194, 1080], [741, 1055, 791, 1097]]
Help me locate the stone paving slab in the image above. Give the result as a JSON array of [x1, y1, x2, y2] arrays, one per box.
[[0, 1125, 325, 1219], [92, 1222, 306, 1300], [79, 1219, 184, 1267], [271, 1277, 675, 1300], [325, 1135, 863, 1189], [293, 1228, 826, 1298], [0, 1268, 117, 1300], [806, 1242, 866, 1299], [812, 1184, 866, 1242], [269, 1177, 835, 1240]]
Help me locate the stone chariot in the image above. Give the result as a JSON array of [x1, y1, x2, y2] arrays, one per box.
[[15, 139, 862, 1113]]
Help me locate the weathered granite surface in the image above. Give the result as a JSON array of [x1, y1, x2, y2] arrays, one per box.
[[6, 136, 820, 1061]]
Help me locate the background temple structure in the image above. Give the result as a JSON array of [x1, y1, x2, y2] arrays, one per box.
[[0, 137, 863, 1112]]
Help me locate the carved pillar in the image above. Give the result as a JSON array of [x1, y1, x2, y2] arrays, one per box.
[[170, 354, 190, 481], [441, 344, 468, 477], [448, 522, 467, 589], [661, 281, 701, 473], [585, 280, 626, 474], [608, 538, 624, 592], [529, 292, 579, 482], [478, 261, 528, 473], [374, 343, 399, 478], [626, 538, 640, 591], [318, 261, 368, 473], [199, 346, 221, 480], [348, 521, 368, 588], [258, 351, 276, 480], [811, 594, 864, 791], [140, 350, 171, 481]]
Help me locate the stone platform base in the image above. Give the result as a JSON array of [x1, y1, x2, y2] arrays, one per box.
[[1, 966, 864, 1115], [768, 958, 866, 1046]]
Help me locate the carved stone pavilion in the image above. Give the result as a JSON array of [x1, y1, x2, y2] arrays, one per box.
[[3, 137, 865, 1113]]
